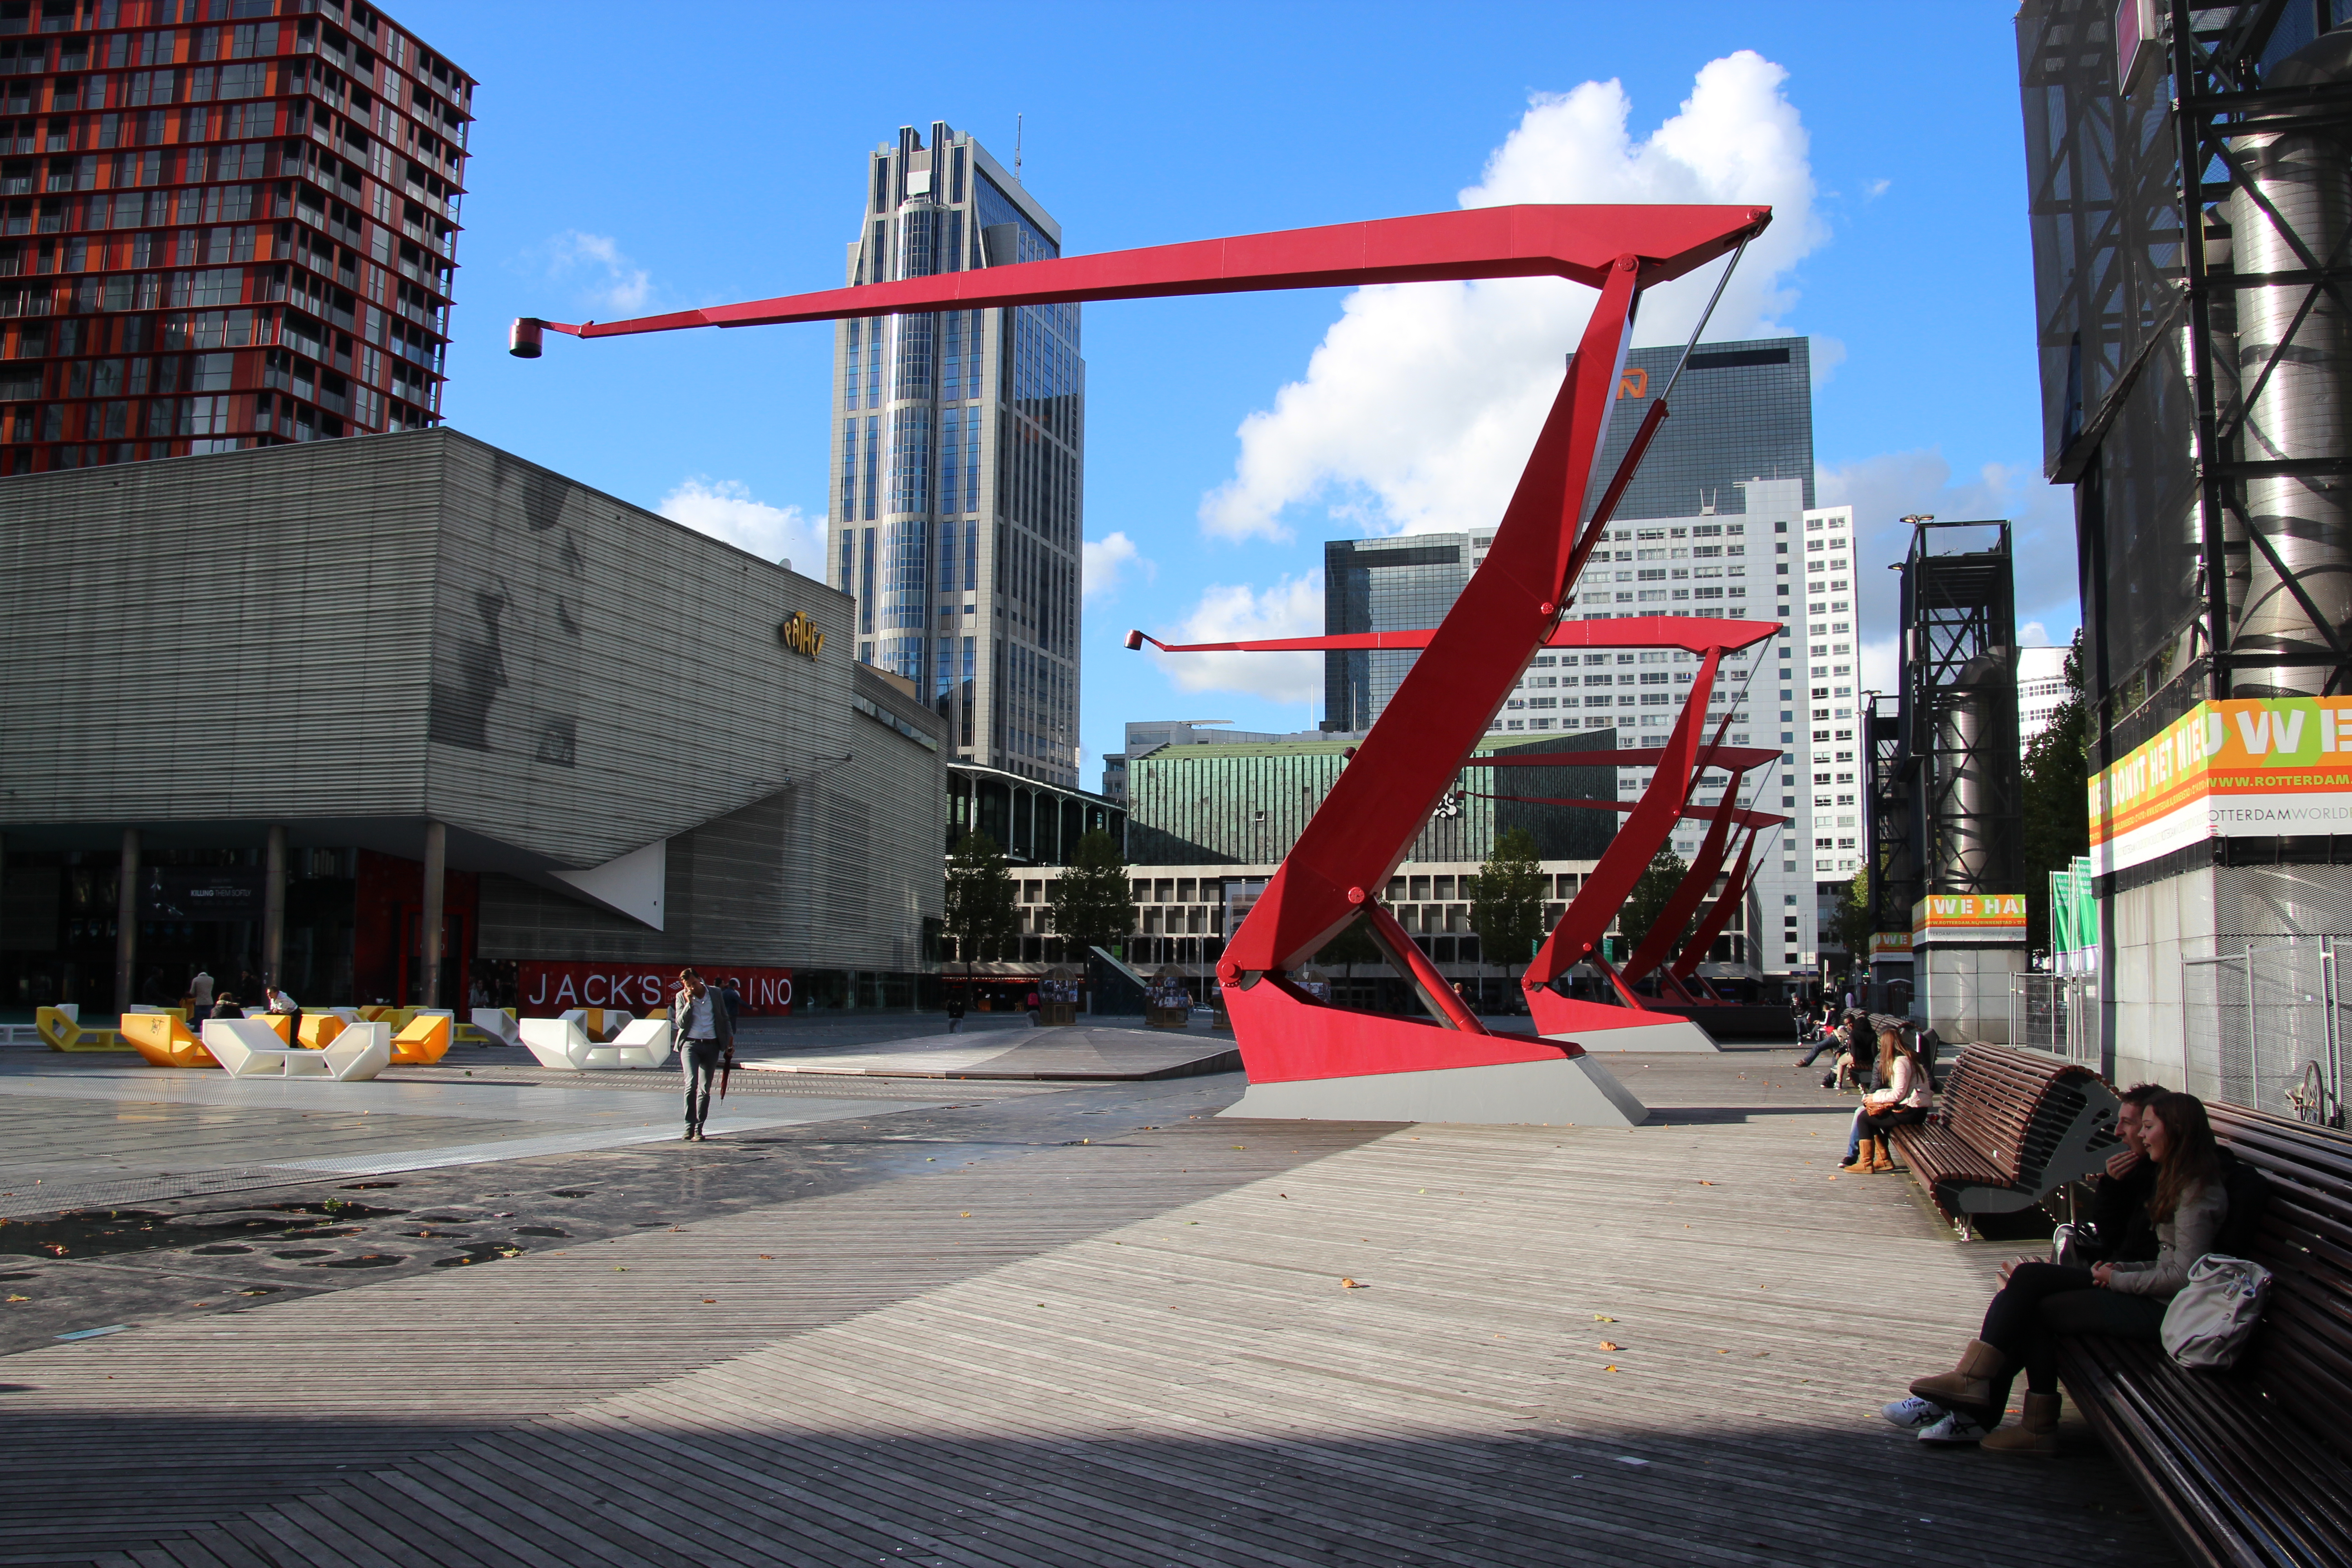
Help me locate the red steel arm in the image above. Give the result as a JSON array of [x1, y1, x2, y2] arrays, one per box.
[[1127, 615, 1778, 657], [1672, 831, 1762, 982], [1224, 259, 1646, 975], [523, 205, 1769, 342], [1618, 772, 1740, 986], [1521, 646, 1721, 991]]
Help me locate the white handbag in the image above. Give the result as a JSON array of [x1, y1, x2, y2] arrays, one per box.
[[2159, 1254, 2274, 1369]]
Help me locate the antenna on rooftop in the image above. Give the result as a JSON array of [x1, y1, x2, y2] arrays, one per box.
[[1015, 113, 1024, 182]]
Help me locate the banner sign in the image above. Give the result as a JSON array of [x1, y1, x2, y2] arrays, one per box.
[[1867, 931, 1914, 961], [1912, 894, 2029, 946], [2052, 853, 2099, 974], [516, 961, 794, 1017], [137, 868, 263, 921], [2090, 697, 2352, 875]]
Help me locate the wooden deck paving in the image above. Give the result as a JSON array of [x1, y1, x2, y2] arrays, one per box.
[[0, 1047, 2175, 1566]]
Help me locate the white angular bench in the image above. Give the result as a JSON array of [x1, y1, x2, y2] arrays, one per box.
[[201, 1018, 390, 1081], [519, 1015, 672, 1070]]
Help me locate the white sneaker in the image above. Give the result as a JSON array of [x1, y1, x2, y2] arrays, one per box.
[[1917, 1410, 1991, 1445], [1880, 1395, 1946, 1430]]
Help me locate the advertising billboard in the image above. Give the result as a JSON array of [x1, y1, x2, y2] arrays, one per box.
[[2088, 697, 2352, 875], [1911, 894, 2029, 946]]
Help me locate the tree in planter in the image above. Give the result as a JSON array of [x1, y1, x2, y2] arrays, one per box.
[[1471, 826, 1548, 1010], [1049, 829, 1134, 1010], [943, 830, 1019, 1007]]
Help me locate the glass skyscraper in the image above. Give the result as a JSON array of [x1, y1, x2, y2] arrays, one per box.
[[828, 121, 1083, 790], [1588, 334, 1814, 520]]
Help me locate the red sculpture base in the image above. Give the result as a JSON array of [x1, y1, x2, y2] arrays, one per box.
[[1220, 974, 1648, 1127], [1524, 987, 1720, 1053]]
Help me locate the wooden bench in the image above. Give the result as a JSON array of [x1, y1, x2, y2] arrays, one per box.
[[1887, 1042, 2121, 1237], [2053, 1104, 2351, 1568]]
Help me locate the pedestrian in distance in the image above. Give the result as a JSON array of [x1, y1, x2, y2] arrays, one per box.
[[946, 991, 966, 1033], [189, 968, 215, 1014], [672, 967, 733, 1142], [1026, 987, 1041, 1026], [266, 985, 301, 1047]]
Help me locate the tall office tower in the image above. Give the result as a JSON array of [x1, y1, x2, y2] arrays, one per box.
[[1589, 335, 1814, 519], [0, 0, 468, 478], [830, 121, 1083, 790]]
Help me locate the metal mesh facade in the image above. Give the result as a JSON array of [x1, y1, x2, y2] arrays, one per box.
[[0, 427, 945, 987]]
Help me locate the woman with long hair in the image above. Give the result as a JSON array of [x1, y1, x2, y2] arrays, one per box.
[[1885, 1092, 2228, 1451], [1847, 1028, 1931, 1173]]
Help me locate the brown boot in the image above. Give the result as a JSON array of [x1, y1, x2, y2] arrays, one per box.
[[1874, 1135, 1898, 1172], [1981, 1391, 2062, 1456], [1909, 1339, 2009, 1411]]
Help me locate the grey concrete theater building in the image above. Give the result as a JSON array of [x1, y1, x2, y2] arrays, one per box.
[[0, 428, 944, 1016]]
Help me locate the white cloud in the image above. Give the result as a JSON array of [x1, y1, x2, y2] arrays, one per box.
[[1082, 532, 1152, 601], [658, 476, 826, 573], [540, 230, 652, 316], [2019, 620, 2052, 647], [1864, 177, 1892, 200], [1149, 573, 1324, 702], [1199, 52, 1824, 543], [1816, 448, 2081, 648]]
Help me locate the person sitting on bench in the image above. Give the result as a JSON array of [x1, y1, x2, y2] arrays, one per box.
[[1794, 1008, 1847, 1067], [1842, 1029, 1931, 1172], [2055, 1081, 2167, 1267], [1884, 1091, 2227, 1451], [1833, 1011, 1875, 1091]]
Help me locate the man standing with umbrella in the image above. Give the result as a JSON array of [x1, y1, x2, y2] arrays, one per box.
[[672, 968, 733, 1142]]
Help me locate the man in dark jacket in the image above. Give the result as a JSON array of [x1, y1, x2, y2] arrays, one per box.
[[2070, 1082, 2168, 1264], [672, 968, 735, 1142]]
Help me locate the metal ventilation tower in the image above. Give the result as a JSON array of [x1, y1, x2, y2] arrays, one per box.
[[1867, 523, 2025, 925], [2018, 0, 2352, 1084]]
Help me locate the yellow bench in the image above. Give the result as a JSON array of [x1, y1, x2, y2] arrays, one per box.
[[297, 1014, 349, 1049], [390, 1012, 452, 1065], [36, 1006, 130, 1053], [120, 1013, 216, 1068]]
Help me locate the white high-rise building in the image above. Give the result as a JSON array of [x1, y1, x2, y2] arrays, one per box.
[[2018, 645, 2073, 742], [1788, 502, 1862, 971]]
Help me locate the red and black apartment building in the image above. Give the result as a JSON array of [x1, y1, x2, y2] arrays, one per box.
[[0, 0, 467, 475]]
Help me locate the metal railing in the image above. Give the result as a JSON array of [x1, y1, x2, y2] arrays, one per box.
[[2183, 937, 2347, 1127], [2009, 972, 2099, 1067]]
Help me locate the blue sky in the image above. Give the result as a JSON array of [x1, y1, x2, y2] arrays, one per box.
[[404, 1, 2063, 783]]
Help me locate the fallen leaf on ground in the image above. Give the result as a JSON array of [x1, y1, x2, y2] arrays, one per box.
[[701, 1298, 715, 1304], [1598, 1341, 1621, 1351], [1340, 1277, 1365, 1289], [1593, 1314, 1616, 1322], [4, 1295, 26, 1303], [959, 1212, 971, 1218], [1603, 1364, 1618, 1372], [759, 1254, 773, 1260], [1697, 1180, 1715, 1186]]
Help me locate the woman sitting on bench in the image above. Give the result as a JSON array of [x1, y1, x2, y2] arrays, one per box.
[[1842, 1029, 1929, 1172], [1883, 1091, 2226, 1451]]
